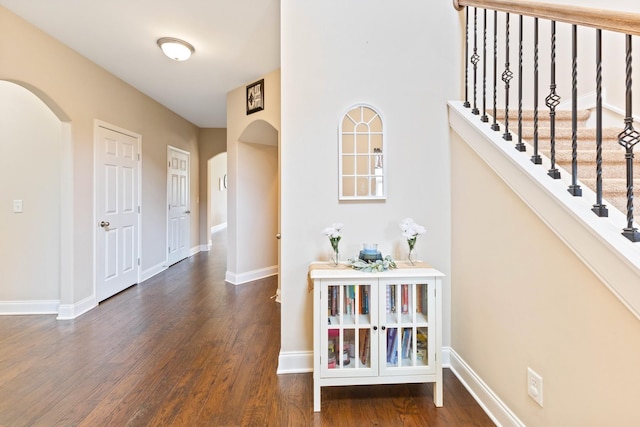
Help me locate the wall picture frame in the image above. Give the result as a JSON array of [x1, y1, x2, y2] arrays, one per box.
[[246, 79, 264, 115]]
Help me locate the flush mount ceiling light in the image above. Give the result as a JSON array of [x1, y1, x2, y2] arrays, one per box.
[[157, 37, 195, 61]]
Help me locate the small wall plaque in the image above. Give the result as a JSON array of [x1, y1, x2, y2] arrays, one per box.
[[246, 79, 264, 115]]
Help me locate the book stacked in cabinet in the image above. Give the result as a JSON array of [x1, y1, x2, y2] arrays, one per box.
[[309, 261, 445, 412]]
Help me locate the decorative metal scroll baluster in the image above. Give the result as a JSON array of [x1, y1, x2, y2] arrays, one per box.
[[592, 29, 608, 217], [464, 7, 471, 108], [481, 9, 489, 123], [568, 25, 582, 196], [491, 10, 500, 132], [531, 18, 542, 164], [618, 35, 640, 242], [546, 21, 561, 179], [515, 15, 526, 152], [502, 13, 513, 141], [471, 8, 480, 115]]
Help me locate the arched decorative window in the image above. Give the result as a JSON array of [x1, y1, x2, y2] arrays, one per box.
[[339, 104, 386, 200]]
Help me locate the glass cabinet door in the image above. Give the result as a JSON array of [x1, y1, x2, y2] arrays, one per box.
[[321, 280, 376, 377], [380, 279, 435, 375]]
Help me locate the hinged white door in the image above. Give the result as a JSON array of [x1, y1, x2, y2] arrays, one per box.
[[95, 124, 140, 302], [167, 146, 190, 266]]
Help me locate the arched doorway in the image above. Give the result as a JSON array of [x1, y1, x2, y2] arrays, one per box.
[[208, 152, 228, 245], [228, 119, 280, 299], [0, 80, 73, 317]]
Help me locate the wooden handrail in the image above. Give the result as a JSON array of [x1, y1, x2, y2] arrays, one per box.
[[453, 0, 640, 37]]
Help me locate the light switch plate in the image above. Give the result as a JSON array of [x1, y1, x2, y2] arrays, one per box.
[[13, 200, 23, 213]]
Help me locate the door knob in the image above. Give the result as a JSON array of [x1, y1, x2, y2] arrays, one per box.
[[276, 233, 281, 239], [185, 210, 191, 214], [99, 221, 110, 228]]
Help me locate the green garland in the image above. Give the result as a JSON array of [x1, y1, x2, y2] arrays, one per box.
[[346, 255, 397, 272]]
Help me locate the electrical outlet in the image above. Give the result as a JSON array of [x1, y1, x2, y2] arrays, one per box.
[[527, 367, 543, 407]]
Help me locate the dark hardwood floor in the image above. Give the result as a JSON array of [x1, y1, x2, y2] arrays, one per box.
[[0, 232, 495, 426]]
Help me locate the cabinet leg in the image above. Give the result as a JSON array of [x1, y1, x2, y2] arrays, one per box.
[[314, 384, 321, 411], [433, 380, 443, 407]]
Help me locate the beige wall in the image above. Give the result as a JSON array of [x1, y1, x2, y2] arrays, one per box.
[[0, 6, 200, 308], [198, 128, 227, 247], [451, 130, 640, 426]]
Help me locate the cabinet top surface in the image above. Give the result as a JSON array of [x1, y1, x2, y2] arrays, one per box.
[[309, 261, 444, 279]]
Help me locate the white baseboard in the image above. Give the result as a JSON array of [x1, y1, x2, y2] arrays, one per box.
[[0, 300, 59, 315], [276, 345, 512, 426], [57, 294, 97, 320], [200, 244, 211, 252], [190, 246, 201, 257], [277, 350, 313, 374], [225, 265, 278, 285], [140, 261, 167, 283], [448, 348, 524, 427], [210, 222, 227, 234]]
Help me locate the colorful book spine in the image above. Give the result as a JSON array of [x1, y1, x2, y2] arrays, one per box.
[[401, 285, 409, 314], [386, 328, 398, 364], [359, 329, 370, 365], [401, 328, 412, 359]]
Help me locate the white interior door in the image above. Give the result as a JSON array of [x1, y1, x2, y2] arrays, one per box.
[[95, 124, 140, 302], [167, 146, 191, 266]]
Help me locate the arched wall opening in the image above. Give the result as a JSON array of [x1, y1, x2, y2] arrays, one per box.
[[208, 152, 228, 245], [0, 80, 73, 316], [228, 119, 279, 285]]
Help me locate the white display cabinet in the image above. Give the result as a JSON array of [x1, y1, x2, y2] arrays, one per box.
[[310, 261, 444, 412]]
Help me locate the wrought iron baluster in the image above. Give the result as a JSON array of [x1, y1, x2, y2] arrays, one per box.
[[546, 21, 561, 179], [464, 6, 471, 108], [568, 25, 582, 196], [515, 15, 526, 152], [502, 13, 513, 141], [618, 35, 640, 242], [481, 9, 489, 123], [531, 18, 542, 164], [471, 8, 480, 115], [491, 10, 500, 132], [592, 29, 608, 217]]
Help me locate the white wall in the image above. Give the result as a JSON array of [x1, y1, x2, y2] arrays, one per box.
[[0, 81, 61, 303], [279, 1, 459, 367], [467, 2, 640, 119]]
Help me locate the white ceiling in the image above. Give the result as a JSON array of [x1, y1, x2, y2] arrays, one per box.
[[0, 0, 281, 128]]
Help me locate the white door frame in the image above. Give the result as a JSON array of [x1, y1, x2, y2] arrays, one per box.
[[166, 145, 191, 266], [93, 120, 142, 300]]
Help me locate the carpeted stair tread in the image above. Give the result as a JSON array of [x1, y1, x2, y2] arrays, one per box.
[[493, 109, 591, 127], [489, 108, 638, 213], [581, 178, 640, 195], [547, 149, 626, 164]]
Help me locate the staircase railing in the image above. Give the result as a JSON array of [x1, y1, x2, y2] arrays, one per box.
[[454, 0, 640, 242]]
